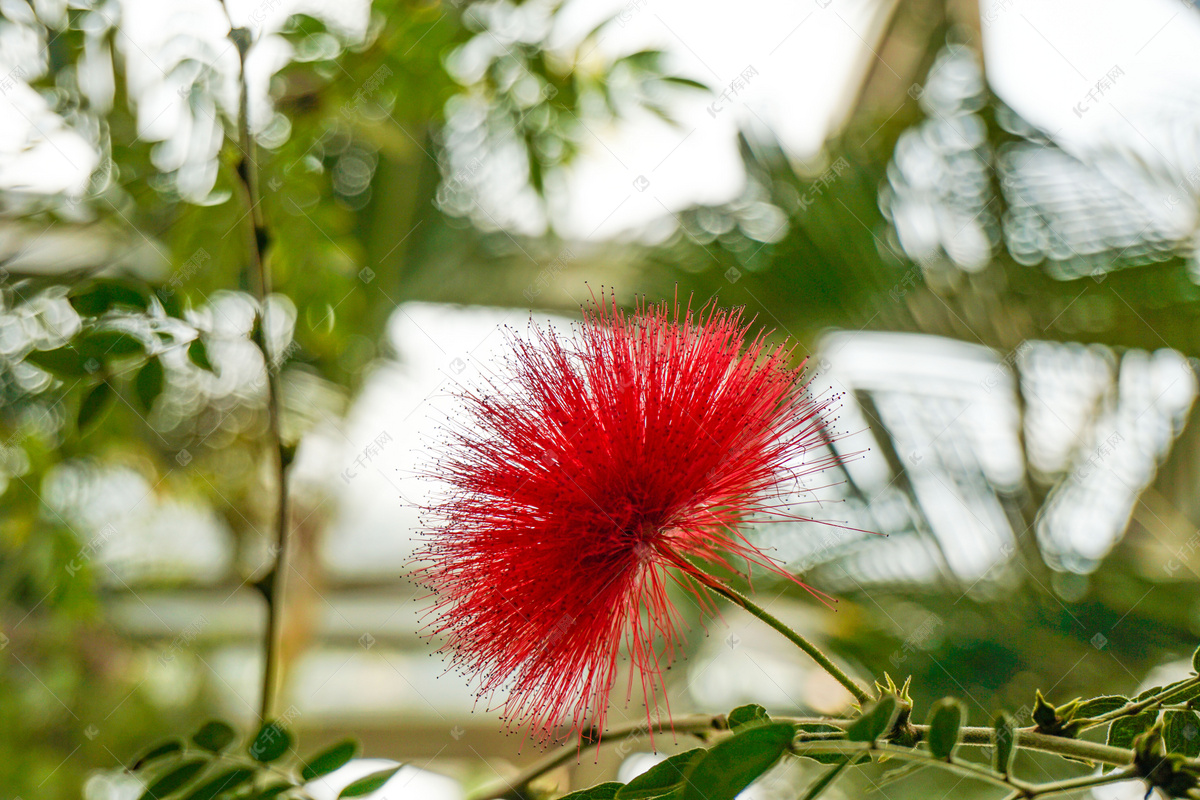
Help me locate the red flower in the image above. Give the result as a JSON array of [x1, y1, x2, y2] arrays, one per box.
[[416, 295, 842, 743]]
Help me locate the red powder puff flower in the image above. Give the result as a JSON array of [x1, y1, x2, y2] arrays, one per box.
[[415, 294, 844, 744]]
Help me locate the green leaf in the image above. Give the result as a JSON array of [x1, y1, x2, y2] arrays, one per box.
[[301, 740, 358, 781], [926, 698, 965, 760], [561, 784, 625, 800], [660, 75, 710, 91], [1032, 690, 1058, 731], [338, 766, 402, 797], [131, 740, 183, 771], [616, 748, 704, 798], [1163, 710, 1200, 757], [135, 358, 165, 412], [182, 767, 256, 800], [1192, 644, 1200, 674], [846, 696, 898, 743], [81, 329, 144, 358], [1108, 712, 1157, 750], [188, 339, 213, 371], [69, 279, 150, 315], [617, 49, 664, 71], [1159, 678, 1200, 705], [248, 722, 292, 763], [78, 382, 114, 432], [251, 783, 293, 799], [679, 722, 795, 800], [25, 347, 86, 377], [1136, 686, 1163, 702], [191, 721, 237, 754], [727, 704, 770, 732], [992, 712, 1015, 776], [797, 756, 861, 800], [1075, 696, 1129, 719], [138, 759, 207, 800]]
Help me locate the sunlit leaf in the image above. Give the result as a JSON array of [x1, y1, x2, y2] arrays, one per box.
[[926, 698, 965, 760], [188, 339, 214, 371], [248, 722, 292, 763], [301, 740, 358, 781], [137, 759, 207, 800], [680, 722, 795, 800], [616, 748, 703, 799], [25, 347, 86, 377], [1075, 696, 1128, 719], [69, 280, 150, 315], [337, 766, 401, 797], [727, 704, 770, 732], [1163, 710, 1200, 757], [191, 721, 236, 753], [561, 783, 624, 799], [135, 358, 165, 411], [992, 712, 1015, 776], [131, 740, 183, 771], [181, 767, 255, 800], [81, 330, 144, 358], [846, 696, 898, 743], [1108, 712, 1156, 750], [251, 782, 293, 799], [78, 382, 115, 432]]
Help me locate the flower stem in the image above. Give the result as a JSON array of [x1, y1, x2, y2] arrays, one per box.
[[707, 582, 872, 705], [219, 10, 291, 723]]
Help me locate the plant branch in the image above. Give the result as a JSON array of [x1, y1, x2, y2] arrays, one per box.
[[942, 726, 1133, 768], [1018, 767, 1140, 799], [788, 740, 1025, 792], [468, 711, 1141, 800], [707, 582, 872, 705], [219, 11, 291, 724], [467, 715, 717, 800], [788, 742, 1141, 799], [1081, 676, 1200, 731]]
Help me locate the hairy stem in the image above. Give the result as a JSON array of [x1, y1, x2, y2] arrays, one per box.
[[468, 710, 1143, 800], [789, 742, 1140, 798], [707, 582, 872, 705], [220, 12, 291, 723], [467, 714, 841, 800], [1081, 676, 1200, 731]]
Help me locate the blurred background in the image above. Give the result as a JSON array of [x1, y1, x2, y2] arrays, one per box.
[[4, 0, 1200, 797]]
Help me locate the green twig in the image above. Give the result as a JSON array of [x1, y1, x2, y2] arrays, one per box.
[[1081, 676, 1200, 731], [218, 8, 291, 724], [707, 582, 872, 705], [468, 711, 1143, 800]]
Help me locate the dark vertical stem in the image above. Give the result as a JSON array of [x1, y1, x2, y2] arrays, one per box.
[[221, 17, 291, 723]]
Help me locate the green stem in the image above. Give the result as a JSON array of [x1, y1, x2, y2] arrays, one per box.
[[1082, 676, 1200, 730], [948, 726, 1133, 768], [219, 9, 291, 724], [707, 583, 872, 705], [790, 742, 1141, 798], [789, 741, 1024, 792], [1020, 767, 1140, 799], [469, 713, 1142, 800], [467, 715, 714, 800]]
